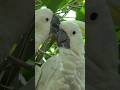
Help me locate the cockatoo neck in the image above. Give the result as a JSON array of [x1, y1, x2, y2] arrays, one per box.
[[69, 33, 84, 57], [59, 47, 83, 59]]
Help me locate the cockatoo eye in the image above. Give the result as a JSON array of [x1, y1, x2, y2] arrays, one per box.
[[72, 31, 76, 35], [46, 18, 49, 22]]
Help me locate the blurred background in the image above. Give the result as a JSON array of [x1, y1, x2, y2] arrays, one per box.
[[0, 0, 120, 90]]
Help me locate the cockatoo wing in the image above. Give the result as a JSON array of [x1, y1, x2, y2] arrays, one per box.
[[36, 49, 85, 90], [36, 55, 59, 90]]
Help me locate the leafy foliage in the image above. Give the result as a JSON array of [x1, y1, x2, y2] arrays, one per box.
[[35, 0, 85, 66], [0, 0, 120, 90]]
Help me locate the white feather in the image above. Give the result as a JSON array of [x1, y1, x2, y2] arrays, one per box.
[[35, 7, 53, 52], [36, 21, 85, 90]]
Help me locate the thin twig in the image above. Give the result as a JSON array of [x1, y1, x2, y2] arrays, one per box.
[[8, 56, 34, 70], [35, 34, 55, 63], [0, 84, 14, 90]]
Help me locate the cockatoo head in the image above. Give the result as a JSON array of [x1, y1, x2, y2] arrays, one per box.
[[57, 21, 84, 55], [35, 7, 60, 37]]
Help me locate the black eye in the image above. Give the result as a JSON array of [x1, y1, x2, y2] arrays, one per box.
[[72, 31, 76, 35], [46, 18, 49, 22]]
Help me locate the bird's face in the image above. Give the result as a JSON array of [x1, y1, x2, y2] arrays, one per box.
[[56, 28, 70, 49], [56, 21, 71, 49], [35, 7, 60, 40], [57, 21, 84, 55], [35, 8, 53, 24], [38, 9, 60, 38], [35, 8, 53, 36]]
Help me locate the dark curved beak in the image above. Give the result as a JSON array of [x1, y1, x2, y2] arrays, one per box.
[[50, 15, 60, 35], [50, 15, 70, 49], [56, 29, 70, 49]]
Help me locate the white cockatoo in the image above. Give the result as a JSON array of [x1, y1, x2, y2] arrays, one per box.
[[36, 21, 85, 90], [35, 7, 59, 52], [35, 7, 53, 51], [35, 7, 60, 86]]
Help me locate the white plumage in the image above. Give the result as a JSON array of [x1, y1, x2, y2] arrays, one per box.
[[35, 7, 53, 52], [36, 21, 85, 90], [72, 20, 85, 37]]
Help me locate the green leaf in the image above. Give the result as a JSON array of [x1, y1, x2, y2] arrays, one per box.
[[41, 0, 70, 12], [76, 6, 85, 21], [116, 27, 120, 44], [35, 0, 43, 10], [20, 68, 34, 81]]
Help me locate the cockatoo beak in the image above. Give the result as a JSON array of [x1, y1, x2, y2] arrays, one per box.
[[50, 14, 60, 35], [50, 15, 70, 48], [56, 29, 70, 49]]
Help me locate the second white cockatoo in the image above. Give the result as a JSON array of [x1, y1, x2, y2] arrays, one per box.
[[36, 21, 85, 90], [35, 7, 60, 52], [35, 7, 60, 87]]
